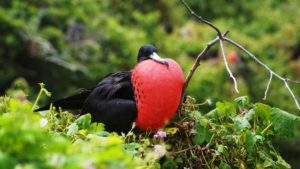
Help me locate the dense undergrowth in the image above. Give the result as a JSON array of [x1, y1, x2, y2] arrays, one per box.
[[0, 83, 299, 169]]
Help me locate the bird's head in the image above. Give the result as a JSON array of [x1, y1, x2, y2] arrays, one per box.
[[137, 44, 169, 66]]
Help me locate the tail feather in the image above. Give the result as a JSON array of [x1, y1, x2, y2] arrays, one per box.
[[34, 90, 90, 112]]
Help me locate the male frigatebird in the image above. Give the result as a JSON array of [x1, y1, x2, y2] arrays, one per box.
[[35, 44, 184, 133]]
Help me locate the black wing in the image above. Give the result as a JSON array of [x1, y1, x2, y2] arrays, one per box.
[[91, 71, 135, 100], [35, 71, 134, 112], [34, 89, 91, 111], [82, 71, 137, 133]]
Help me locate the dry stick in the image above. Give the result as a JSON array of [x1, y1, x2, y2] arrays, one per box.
[[180, 0, 231, 106], [263, 72, 273, 100], [181, 0, 222, 38], [181, 32, 229, 103], [181, 0, 300, 110], [219, 39, 239, 93], [181, 0, 229, 93], [286, 78, 300, 84], [224, 37, 300, 109], [179, 32, 227, 115], [183, 37, 218, 92]]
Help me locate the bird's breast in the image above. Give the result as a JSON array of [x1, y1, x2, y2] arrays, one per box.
[[132, 59, 184, 130]]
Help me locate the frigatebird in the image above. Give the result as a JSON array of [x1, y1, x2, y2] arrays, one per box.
[[35, 44, 184, 133]]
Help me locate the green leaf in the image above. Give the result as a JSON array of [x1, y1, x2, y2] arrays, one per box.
[[192, 131, 205, 145], [234, 96, 249, 108], [244, 109, 255, 121], [233, 116, 251, 132], [162, 157, 176, 169], [192, 123, 212, 145], [124, 143, 141, 156], [254, 103, 271, 122], [271, 108, 299, 137], [188, 110, 202, 119], [124, 142, 141, 151], [199, 117, 209, 127], [219, 161, 231, 169], [97, 131, 110, 137], [206, 108, 219, 120], [216, 101, 237, 119], [67, 123, 79, 136], [217, 145, 229, 158], [272, 151, 291, 168], [89, 122, 105, 133], [175, 157, 184, 164], [75, 114, 92, 129], [245, 131, 255, 155]]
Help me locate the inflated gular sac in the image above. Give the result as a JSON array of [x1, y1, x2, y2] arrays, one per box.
[[132, 59, 184, 130]]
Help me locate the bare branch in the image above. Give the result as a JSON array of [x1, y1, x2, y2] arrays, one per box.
[[284, 80, 300, 109], [286, 78, 300, 84], [263, 72, 273, 100], [180, 0, 300, 110], [219, 39, 239, 93], [180, 0, 222, 38], [224, 37, 300, 109], [183, 31, 229, 93], [182, 37, 218, 92]]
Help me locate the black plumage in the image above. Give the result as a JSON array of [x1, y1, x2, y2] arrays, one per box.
[[81, 71, 136, 132], [35, 44, 168, 133]]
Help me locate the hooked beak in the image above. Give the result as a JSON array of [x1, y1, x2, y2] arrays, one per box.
[[149, 52, 169, 67]]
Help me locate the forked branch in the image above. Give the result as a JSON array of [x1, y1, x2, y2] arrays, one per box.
[[180, 0, 300, 110], [224, 37, 300, 109], [181, 0, 222, 38], [183, 31, 229, 92]]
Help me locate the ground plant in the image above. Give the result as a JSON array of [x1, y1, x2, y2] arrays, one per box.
[[0, 82, 299, 168]]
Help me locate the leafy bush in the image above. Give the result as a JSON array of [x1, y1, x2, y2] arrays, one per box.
[[168, 96, 298, 168], [1, 85, 299, 168], [0, 97, 144, 169]]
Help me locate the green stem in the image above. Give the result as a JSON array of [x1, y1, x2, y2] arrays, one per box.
[[32, 88, 44, 111], [31, 83, 51, 112], [201, 150, 211, 169], [253, 117, 256, 133], [261, 122, 273, 134], [206, 134, 215, 147], [172, 145, 198, 154]]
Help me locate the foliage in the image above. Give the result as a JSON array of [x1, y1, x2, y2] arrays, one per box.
[[1, 0, 300, 112], [0, 91, 148, 168], [161, 96, 300, 168], [1, 84, 299, 168]]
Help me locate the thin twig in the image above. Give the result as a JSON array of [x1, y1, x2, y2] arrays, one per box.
[[183, 31, 229, 93], [261, 122, 273, 134], [172, 145, 199, 155], [219, 39, 239, 93], [181, 0, 222, 38], [224, 37, 300, 109], [284, 80, 300, 109], [286, 78, 300, 84], [180, 0, 233, 93], [180, 0, 300, 110], [201, 149, 212, 169], [183, 37, 218, 92], [263, 72, 273, 100]]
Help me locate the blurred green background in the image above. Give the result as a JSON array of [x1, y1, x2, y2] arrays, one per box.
[[1, 0, 300, 166]]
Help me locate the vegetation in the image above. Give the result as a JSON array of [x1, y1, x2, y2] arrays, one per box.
[[1, 80, 299, 168], [1, 0, 300, 168], [1, 0, 300, 111], [1, 85, 142, 169]]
